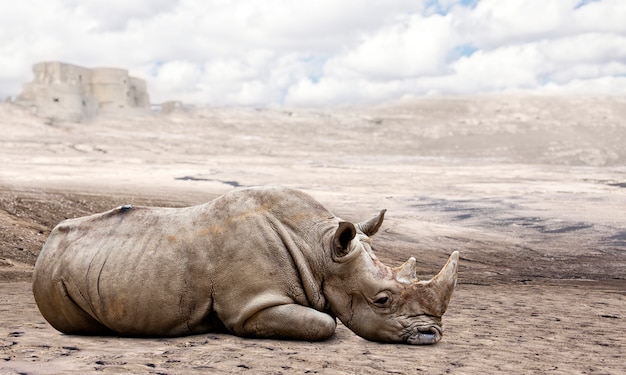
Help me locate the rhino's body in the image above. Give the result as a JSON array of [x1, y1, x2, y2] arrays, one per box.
[[33, 186, 459, 344]]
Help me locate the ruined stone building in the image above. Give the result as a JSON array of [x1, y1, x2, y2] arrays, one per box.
[[16, 61, 150, 121]]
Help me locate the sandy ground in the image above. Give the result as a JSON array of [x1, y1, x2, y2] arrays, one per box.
[[1, 96, 625, 374]]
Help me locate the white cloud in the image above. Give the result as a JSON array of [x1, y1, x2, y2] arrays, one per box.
[[285, 77, 403, 107], [454, 0, 577, 48], [447, 45, 544, 92], [538, 76, 626, 95], [573, 0, 626, 33], [541, 33, 626, 65], [454, 0, 626, 48], [324, 13, 457, 80], [1, 0, 625, 106], [152, 60, 202, 92], [62, 0, 179, 31]]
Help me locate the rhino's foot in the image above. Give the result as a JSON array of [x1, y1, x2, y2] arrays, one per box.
[[239, 304, 336, 341]]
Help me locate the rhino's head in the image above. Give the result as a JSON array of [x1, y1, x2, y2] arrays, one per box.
[[324, 210, 459, 345]]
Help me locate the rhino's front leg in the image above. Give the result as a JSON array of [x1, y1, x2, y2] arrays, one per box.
[[239, 304, 336, 341]]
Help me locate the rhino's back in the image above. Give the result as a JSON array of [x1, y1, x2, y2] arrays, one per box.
[[32, 186, 335, 336]]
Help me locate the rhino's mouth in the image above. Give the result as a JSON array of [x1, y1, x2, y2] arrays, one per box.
[[406, 325, 442, 345]]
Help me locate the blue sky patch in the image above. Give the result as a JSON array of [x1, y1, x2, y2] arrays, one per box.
[[426, 0, 479, 15], [575, 0, 602, 9], [448, 44, 479, 62]]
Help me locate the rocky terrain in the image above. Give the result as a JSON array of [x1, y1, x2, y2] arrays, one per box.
[[1, 96, 624, 374]]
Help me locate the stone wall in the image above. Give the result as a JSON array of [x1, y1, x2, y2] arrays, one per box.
[[16, 62, 150, 122]]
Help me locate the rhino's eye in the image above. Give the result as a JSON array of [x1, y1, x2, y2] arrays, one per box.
[[373, 296, 389, 306]]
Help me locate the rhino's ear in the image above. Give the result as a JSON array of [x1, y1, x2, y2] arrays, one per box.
[[333, 222, 357, 258], [356, 209, 386, 237]]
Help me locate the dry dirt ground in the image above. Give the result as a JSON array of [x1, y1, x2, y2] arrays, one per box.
[[1, 96, 625, 374]]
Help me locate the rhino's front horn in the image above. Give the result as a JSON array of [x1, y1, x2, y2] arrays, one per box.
[[415, 251, 459, 316], [431, 251, 459, 290]]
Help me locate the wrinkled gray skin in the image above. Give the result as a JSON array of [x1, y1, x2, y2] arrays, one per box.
[[33, 186, 459, 345]]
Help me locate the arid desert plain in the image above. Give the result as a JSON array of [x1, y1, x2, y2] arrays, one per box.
[[1, 96, 625, 374]]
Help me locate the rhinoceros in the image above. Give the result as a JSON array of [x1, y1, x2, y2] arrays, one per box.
[[33, 186, 459, 345]]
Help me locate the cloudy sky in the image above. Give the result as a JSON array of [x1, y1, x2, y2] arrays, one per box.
[[1, 0, 625, 106]]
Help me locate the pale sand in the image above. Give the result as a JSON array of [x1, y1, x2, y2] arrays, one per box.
[[1, 96, 624, 374]]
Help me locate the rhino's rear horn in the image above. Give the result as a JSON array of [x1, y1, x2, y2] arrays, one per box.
[[333, 222, 357, 258], [395, 257, 417, 283], [356, 209, 386, 237]]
